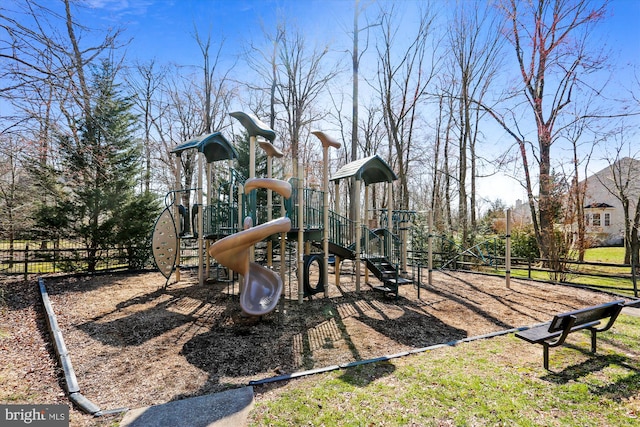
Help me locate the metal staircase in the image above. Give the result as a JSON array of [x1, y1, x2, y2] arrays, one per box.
[[324, 212, 412, 296]]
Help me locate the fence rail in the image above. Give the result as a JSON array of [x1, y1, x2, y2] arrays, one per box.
[[3, 239, 638, 298], [0, 240, 156, 279], [409, 250, 639, 297]]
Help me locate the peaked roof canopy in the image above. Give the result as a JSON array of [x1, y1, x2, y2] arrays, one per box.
[[171, 132, 237, 163], [330, 155, 397, 185]]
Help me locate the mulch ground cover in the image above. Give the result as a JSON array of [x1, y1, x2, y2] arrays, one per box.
[[1, 266, 627, 426]]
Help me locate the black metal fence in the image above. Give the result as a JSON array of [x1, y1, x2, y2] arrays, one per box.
[[0, 238, 204, 280], [2, 238, 638, 298]]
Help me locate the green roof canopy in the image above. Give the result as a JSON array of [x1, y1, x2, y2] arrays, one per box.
[[171, 132, 238, 163], [330, 155, 397, 185]]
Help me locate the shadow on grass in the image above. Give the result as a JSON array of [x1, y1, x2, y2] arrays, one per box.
[[337, 361, 396, 387], [542, 351, 640, 402]]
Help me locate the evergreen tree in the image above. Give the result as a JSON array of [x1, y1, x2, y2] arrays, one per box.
[[58, 59, 142, 271]]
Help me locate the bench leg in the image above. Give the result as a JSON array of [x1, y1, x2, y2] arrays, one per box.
[[543, 344, 550, 370], [591, 329, 597, 353]]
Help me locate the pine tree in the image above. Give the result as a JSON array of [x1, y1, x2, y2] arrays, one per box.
[[58, 59, 143, 271]]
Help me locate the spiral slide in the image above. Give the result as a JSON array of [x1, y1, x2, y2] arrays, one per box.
[[208, 178, 292, 316]]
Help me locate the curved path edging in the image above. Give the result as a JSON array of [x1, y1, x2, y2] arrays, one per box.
[[39, 277, 127, 417], [248, 324, 541, 386]]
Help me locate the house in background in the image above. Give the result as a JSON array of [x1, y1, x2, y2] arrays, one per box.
[[581, 157, 640, 246]]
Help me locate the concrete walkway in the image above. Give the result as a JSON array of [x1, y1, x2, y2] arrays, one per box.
[[119, 386, 254, 427]]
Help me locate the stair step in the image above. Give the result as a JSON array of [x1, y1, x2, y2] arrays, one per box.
[[385, 277, 412, 285], [372, 285, 397, 294]]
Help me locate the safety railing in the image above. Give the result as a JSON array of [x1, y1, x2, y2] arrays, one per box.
[[285, 178, 325, 230], [328, 210, 354, 250]]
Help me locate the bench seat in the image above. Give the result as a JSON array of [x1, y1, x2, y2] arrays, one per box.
[[515, 300, 626, 370], [516, 320, 601, 344]]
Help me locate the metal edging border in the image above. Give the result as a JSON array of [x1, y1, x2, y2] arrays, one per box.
[[39, 277, 128, 417], [249, 325, 539, 387]]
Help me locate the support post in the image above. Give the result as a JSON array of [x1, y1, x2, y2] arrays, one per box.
[[298, 166, 304, 304], [174, 154, 182, 283], [205, 162, 212, 280], [387, 181, 393, 262], [428, 211, 433, 287], [355, 178, 361, 292], [506, 208, 512, 289], [249, 135, 256, 263], [280, 189, 286, 298], [197, 153, 204, 285], [266, 150, 273, 268], [23, 244, 29, 282], [237, 184, 244, 291], [364, 184, 369, 285]]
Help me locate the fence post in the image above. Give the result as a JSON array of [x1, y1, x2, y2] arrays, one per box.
[[528, 258, 532, 279], [417, 263, 421, 299], [505, 209, 511, 289], [632, 259, 638, 298], [23, 244, 29, 282], [428, 212, 433, 287]]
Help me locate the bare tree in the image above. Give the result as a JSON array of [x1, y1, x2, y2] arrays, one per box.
[[275, 23, 341, 179], [0, 136, 32, 261], [373, 3, 439, 210], [445, 1, 503, 245], [483, 0, 608, 264], [125, 59, 168, 193], [194, 30, 236, 134], [598, 134, 640, 266], [432, 78, 456, 233], [559, 101, 604, 262], [1, 0, 123, 152], [0, 0, 124, 247]]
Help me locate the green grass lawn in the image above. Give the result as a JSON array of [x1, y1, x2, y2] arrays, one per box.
[[583, 247, 626, 264], [249, 314, 640, 426], [502, 247, 637, 297]]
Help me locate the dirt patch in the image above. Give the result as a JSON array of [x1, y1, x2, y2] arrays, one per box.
[[1, 267, 625, 426]]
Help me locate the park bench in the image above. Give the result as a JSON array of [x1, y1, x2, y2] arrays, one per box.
[[515, 299, 626, 370]]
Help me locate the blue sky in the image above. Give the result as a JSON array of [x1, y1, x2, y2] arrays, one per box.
[[76, 0, 640, 206], [82, 0, 355, 66], [80, 0, 639, 65]]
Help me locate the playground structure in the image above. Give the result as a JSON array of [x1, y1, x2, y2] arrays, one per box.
[[151, 111, 415, 316]]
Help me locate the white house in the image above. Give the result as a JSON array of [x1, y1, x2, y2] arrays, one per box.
[[581, 157, 640, 246]]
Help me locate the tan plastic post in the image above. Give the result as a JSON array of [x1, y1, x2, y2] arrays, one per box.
[[258, 138, 284, 269], [174, 154, 182, 283], [334, 180, 341, 287], [310, 130, 341, 298], [298, 165, 304, 304], [387, 181, 393, 266], [249, 135, 256, 263], [364, 184, 369, 285], [428, 211, 433, 286], [355, 178, 361, 292], [205, 162, 212, 279], [506, 209, 512, 289], [237, 184, 244, 290], [324, 154, 331, 297], [266, 153, 273, 267], [197, 153, 204, 285]]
